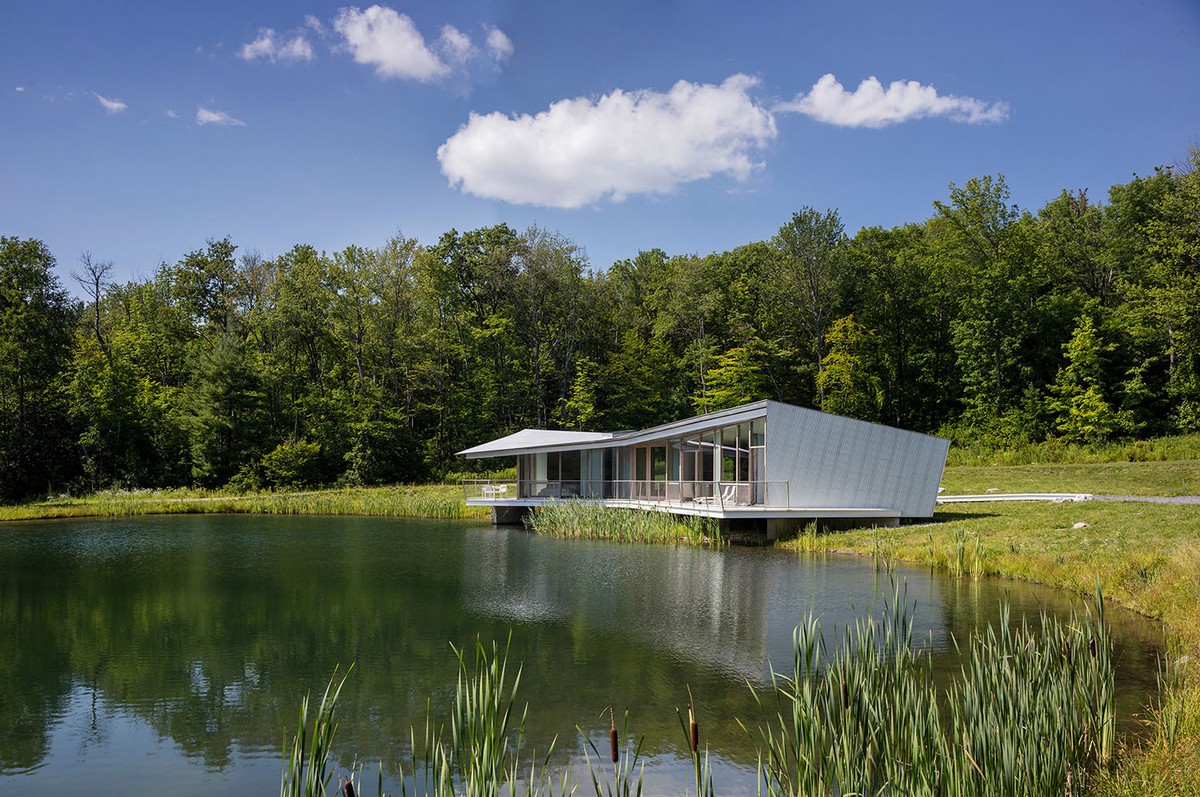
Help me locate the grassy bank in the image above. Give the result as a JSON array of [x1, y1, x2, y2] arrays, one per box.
[[783, 482, 1200, 794], [0, 484, 491, 523]]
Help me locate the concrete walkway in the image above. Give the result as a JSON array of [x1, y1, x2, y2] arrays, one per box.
[[939, 493, 1200, 505], [1094, 494, 1200, 504]]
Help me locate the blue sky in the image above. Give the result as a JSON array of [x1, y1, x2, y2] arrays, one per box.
[[3, 0, 1199, 286]]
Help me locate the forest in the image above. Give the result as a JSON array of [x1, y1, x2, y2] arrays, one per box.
[[1, 151, 1197, 501]]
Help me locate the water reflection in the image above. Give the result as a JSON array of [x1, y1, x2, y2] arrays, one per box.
[[0, 516, 1163, 796]]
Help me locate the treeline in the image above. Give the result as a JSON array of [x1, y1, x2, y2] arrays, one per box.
[[1, 153, 1197, 500]]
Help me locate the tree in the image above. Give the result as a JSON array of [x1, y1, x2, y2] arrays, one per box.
[[513, 225, 590, 428], [172, 237, 242, 335], [817, 316, 883, 422], [1048, 315, 1121, 443], [71, 252, 114, 352], [0, 237, 79, 498], [847, 224, 952, 431], [186, 332, 266, 485], [702, 340, 768, 413], [931, 176, 1048, 432], [770, 208, 848, 407]]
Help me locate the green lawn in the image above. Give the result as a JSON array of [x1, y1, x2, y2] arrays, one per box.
[[940, 460, 1200, 496]]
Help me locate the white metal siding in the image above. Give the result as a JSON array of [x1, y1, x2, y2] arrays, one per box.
[[764, 401, 948, 517]]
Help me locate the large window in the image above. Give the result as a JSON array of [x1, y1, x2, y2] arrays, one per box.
[[532, 451, 582, 497]]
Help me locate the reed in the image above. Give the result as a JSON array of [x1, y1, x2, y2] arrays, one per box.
[[743, 584, 1115, 797], [675, 687, 713, 797], [524, 500, 724, 547], [0, 484, 491, 522], [281, 666, 352, 797]]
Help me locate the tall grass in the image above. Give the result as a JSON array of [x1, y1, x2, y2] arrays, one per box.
[[945, 432, 1200, 468], [744, 585, 1115, 797], [0, 484, 490, 523], [283, 640, 567, 797], [524, 500, 723, 547], [281, 666, 352, 797]]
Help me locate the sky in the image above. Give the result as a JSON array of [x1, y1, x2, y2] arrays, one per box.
[[3, 0, 1199, 287]]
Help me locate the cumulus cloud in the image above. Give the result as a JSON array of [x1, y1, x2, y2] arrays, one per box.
[[777, 73, 1009, 128], [93, 92, 127, 113], [333, 5, 448, 81], [486, 27, 514, 63], [437, 74, 776, 208], [239, 28, 315, 63], [196, 107, 245, 126], [166, 109, 179, 119], [439, 24, 474, 67]]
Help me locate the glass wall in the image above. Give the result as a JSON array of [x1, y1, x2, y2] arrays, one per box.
[[517, 417, 765, 505], [611, 418, 766, 506]]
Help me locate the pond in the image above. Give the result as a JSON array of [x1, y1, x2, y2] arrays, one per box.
[[0, 515, 1163, 795]]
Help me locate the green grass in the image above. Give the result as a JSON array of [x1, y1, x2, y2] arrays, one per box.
[[945, 433, 1200, 468], [940, 460, 1200, 496], [0, 484, 491, 523]]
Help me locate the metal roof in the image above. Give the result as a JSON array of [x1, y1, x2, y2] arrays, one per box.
[[457, 428, 616, 458], [457, 401, 770, 458]]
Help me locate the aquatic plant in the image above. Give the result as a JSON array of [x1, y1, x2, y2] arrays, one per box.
[[743, 585, 1114, 797], [524, 500, 724, 547]]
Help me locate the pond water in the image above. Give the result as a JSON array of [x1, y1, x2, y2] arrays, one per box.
[[0, 515, 1163, 795]]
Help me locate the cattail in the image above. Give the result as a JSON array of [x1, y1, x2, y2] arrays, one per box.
[[607, 706, 619, 763], [687, 685, 699, 752], [343, 778, 356, 797], [840, 661, 848, 710]]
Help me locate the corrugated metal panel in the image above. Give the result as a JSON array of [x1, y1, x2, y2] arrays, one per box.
[[765, 401, 948, 517]]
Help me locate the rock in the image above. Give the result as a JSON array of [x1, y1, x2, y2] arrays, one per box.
[[1072, 521, 1091, 529]]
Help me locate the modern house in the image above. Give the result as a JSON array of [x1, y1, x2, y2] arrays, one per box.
[[459, 399, 950, 536]]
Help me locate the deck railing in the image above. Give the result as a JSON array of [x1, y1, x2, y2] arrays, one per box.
[[462, 479, 790, 509]]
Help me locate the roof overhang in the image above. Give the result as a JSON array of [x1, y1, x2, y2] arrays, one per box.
[[457, 429, 616, 458], [457, 400, 770, 459]]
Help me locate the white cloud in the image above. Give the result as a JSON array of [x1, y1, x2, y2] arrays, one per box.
[[439, 24, 474, 67], [485, 27, 514, 63], [166, 109, 179, 119], [93, 92, 127, 113], [437, 74, 776, 208], [333, 5, 448, 81], [776, 73, 1009, 128], [196, 107, 245, 126], [15, 86, 25, 93], [239, 28, 314, 63]]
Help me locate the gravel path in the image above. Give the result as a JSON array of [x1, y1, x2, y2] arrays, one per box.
[[1094, 494, 1200, 504]]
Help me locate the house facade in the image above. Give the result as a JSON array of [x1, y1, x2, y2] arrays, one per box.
[[459, 400, 949, 534]]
